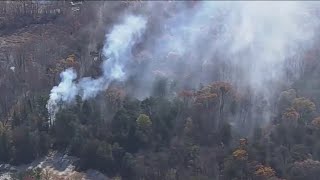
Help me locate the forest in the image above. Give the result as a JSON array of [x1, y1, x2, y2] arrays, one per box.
[[1, 1, 320, 180]]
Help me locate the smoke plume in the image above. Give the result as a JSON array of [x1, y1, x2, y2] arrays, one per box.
[[47, 1, 319, 126], [144, 1, 316, 88], [46, 15, 147, 122], [126, 1, 318, 125]]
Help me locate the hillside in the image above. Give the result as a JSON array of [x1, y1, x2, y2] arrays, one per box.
[[1, 1, 320, 180]]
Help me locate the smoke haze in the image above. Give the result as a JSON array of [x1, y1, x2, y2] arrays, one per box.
[[47, 1, 319, 125]]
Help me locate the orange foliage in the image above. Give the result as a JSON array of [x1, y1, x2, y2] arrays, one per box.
[[282, 107, 299, 122], [193, 82, 233, 106], [194, 85, 217, 103], [232, 148, 248, 160], [194, 93, 217, 104], [211, 81, 232, 94], [178, 90, 194, 99], [48, 54, 80, 76], [107, 87, 126, 99], [106, 87, 126, 109], [254, 165, 276, 178], [65, 54, 76, 65]]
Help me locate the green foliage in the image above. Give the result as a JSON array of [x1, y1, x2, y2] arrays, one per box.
[[135, 114, 152, 145], [136, 114, 152, 130], [111, 100, 140, 152]]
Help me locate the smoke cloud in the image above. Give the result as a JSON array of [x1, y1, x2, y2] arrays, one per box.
[[47, 1, 319, 126], [143, 1, 316, 87], [127, 1, 318, 124], [46, 15, 147, 122]]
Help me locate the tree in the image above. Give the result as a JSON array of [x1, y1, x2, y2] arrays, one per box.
[[290, 144, 310, 161], [0, 123, 11, 162], [135, 114, 152, 145], [11, 126, 35, 164], [278, 89, 296, 113], [183, 117, 195, 140], [152, 77, 168, 98], [288, 159, 320, 180], [194, 85, 218, 109], [53, 109, 77, 149], [106, 87, 126, 111], [111, 99, 140, 152], [232, 148, 248, 161], [178, 90, 194, 107], [282, 107, 299, 127], [292, 97, 316, 122], [212, 82, 232, 128], [219, 122, 231, 146], [223, 138, 252, 179], [254, 165, 276, 179]]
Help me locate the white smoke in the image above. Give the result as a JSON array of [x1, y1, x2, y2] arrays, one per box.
[[147, 1, 316, 88], [46, 1, 319, 126], [46, 15, 147, 122], [131, 1, 318, 124], [47, 68, 79, 121], [214, 2, 316, 91]]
